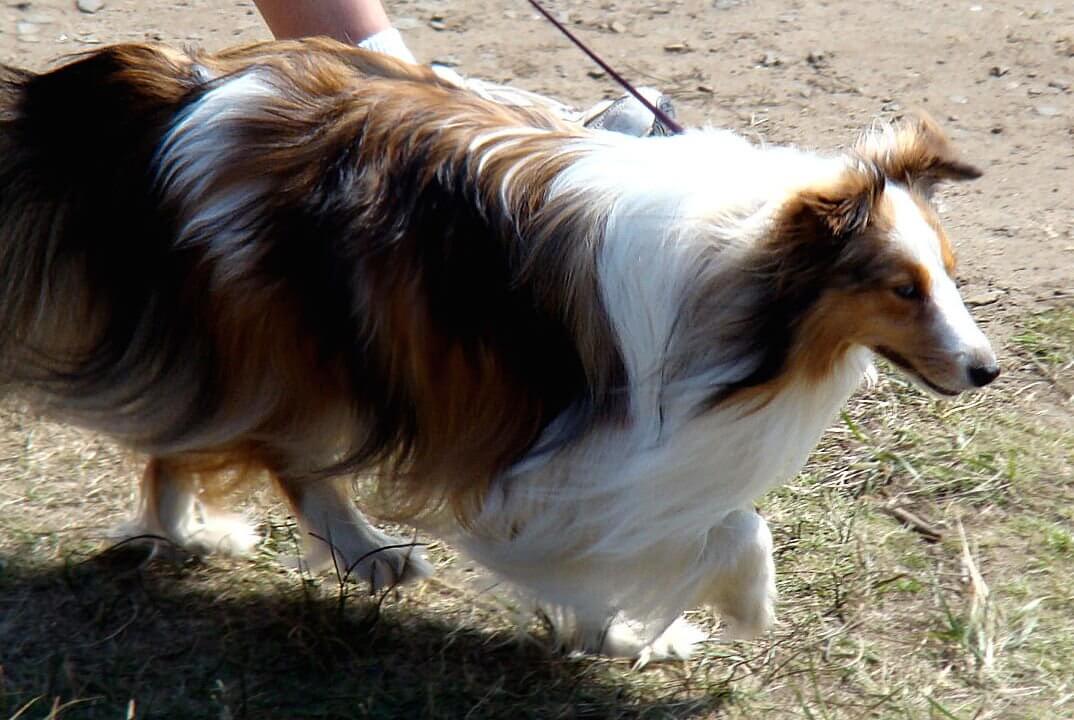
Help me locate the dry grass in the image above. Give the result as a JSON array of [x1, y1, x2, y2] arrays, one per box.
[[1, 307, 1071, 719]]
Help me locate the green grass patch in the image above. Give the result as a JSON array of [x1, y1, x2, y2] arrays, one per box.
[[1012, 307, 1074, 367]]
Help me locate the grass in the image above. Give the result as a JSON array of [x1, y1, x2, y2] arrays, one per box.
[[1, 308, 1071, 719]]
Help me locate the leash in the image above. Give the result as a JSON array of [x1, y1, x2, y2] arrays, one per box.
[[524, 0, 685, 135]]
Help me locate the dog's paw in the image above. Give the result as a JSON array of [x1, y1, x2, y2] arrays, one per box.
[[632, 618, 707, 669], [718, 592, 775, 641], [111, 509, 261, 558], [181, 510, 262, 557], [283, 536, 434, 592], [339, 542, 435, 592], [571, 615, 707, 666]]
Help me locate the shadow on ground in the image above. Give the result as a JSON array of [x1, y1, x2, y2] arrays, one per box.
[[0, 545, 725, 719]]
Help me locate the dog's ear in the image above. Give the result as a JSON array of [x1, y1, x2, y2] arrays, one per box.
[[782, 162, 886, 243], [857, 111, 982, 196]]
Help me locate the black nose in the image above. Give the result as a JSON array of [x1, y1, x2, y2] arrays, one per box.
[[968, 363, 1000, 387]]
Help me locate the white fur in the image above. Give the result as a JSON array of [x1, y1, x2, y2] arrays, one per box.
[[156, 71, 278, 285], [424, 130, 878, 656], [886, 184, 994, 392]]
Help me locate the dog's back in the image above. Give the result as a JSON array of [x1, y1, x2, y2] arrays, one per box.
[[0, 41, 605, 517]]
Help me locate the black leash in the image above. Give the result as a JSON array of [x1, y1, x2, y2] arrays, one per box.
[[524, 0, 685, 135]]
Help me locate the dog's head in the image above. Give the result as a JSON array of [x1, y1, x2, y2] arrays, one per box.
[[776, 113, 997, 396]]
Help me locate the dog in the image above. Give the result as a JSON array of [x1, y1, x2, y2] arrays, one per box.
[[0, 38, 997, 662]]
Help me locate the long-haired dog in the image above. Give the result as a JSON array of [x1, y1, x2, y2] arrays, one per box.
[[0, 39, 997, 661]]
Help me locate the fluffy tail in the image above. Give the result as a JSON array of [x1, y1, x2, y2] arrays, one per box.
[[0, 46, 208, 433]]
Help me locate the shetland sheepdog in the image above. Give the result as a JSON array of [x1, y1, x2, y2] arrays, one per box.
[[0, 39, 998, 662]]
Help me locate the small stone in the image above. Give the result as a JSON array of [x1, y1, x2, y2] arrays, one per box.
[[428, 16, 446, 31], [759, 52, 782, 67], [76, 0, 103, 13], [664, 42, 690, 53], [990, 126, 1004, 134], [430, 55, 459, 67], [16, 20, 39, 37], [806, 50, 828, 67], [587, 69, 606, 79], [1035, 104, 1061, 117], [988, 65, 1009, 77], [966, 291, 1003, 307], [697, 84, 714, 94], [609, 20, 626, 34], [949, 94, 968, 104], [713, 0, 741, 8], [1048, 77, 1071, 91]]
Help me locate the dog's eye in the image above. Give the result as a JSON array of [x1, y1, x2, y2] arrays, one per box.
[[893, 284, 921, 300]]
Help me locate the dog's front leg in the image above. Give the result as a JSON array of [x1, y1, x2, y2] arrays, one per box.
[[697, 507, 778, 640]]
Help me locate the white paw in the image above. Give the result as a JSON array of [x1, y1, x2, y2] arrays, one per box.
[[632, 618, 707, 669], [108, 510, 260, 558], [284, 536, 434, 593], [572, 615, 707, 666], [716, 582, 776, 641], [181, 511, 261, 557]]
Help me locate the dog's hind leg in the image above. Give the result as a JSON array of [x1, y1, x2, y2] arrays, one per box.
[[111, 457, 261, 556], [272, 475, 433, 592], [699, 508, 777, 640]]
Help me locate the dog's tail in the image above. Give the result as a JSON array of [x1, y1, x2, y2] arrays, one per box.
[[0, 45, 212, 432]]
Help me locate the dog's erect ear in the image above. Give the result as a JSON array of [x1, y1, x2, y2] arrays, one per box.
[[857, 111, 982, 195], [784, 162, 886, 243]]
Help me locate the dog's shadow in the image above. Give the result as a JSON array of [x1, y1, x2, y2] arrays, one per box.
[[0, 544, 726, 719]]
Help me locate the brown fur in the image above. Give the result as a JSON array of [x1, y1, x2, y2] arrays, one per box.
[[0, 39, 624, 524]]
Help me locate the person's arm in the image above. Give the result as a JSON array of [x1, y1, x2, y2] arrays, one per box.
[[253, 0, 390, 43], [252, 0, 416, 61]]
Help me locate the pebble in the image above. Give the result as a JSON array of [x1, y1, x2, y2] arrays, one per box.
[[664, 42, 690, 53], [609, 21, 626, 34], [759, 52, 782, 67], [966, 291, 1003, 307], [16, 20, 39, 40], [76, 0, 104, 13], [1048, 77, 1071, 91], [988, 65, 1009, 77], [428, 16, 446, 31], [949, 95, 968, 104], [1035, 104, 1061, 117]]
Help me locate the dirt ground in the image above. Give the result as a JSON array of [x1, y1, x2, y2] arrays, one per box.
[[0, 1, 1072, 719]]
